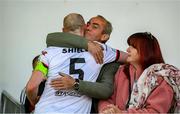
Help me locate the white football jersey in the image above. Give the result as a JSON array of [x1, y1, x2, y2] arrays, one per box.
[[34, 43, 118, 114]]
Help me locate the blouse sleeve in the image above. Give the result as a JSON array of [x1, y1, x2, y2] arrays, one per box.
[[98, 67, 122, 112], [127, 79, 174, 113]]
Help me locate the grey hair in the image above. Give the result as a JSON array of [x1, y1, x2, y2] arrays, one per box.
[[96, 15, 113, 36]]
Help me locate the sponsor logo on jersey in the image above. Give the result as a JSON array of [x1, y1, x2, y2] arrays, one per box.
[[55, 90, 82, 97]]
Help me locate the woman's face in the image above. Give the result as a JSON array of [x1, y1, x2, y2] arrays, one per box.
[[126, 46, 140, 64]]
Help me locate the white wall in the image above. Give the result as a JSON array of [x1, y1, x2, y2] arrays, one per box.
[[0, 0, 180, 102], [0, 0, 3, 102]]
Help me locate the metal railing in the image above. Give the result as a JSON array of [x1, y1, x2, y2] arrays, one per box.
[[1, 90, 25, 113]]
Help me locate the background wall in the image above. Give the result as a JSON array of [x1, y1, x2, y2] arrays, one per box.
[[0, 0, 3, 101], [0, 0, 180, 102]]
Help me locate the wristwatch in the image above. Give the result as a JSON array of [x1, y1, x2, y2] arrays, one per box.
[[74, 78, 80, 90]]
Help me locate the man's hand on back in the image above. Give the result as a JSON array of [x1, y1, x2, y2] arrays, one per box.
[[50, 73, 75, 90]]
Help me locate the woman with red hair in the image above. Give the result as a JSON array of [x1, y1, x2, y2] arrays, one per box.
[[98, 32, 180, 113]]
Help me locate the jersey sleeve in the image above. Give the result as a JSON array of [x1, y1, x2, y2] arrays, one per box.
[[34, 61, 48, 77], [38, 50, 50, 67], [34, 48, 52, 77], [101, 43, 128, 64], [101, 44, 119, 64]]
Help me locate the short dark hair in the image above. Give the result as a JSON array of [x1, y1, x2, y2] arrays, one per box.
[[96, 15, 113, 36]]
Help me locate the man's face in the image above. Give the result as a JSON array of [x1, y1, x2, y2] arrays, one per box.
[[85, 17, 106, 42]]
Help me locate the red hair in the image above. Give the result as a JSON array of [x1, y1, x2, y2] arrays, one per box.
[[127, 32, 165, 70]]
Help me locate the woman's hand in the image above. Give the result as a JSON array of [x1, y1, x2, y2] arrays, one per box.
[[100, 104, 122, 114]]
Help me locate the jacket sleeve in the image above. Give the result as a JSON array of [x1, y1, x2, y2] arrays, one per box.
[[46, 32, 88, 49], [78, 62, 120, 99]]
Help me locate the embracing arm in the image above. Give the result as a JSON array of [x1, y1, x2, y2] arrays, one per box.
[[79, 62, 120, 99], [46, 32, 88, 49], [46, 32, 103, 64], [50, 62, 120, 99], [26, 71, 46, 106], [26, 60, 47, 106]]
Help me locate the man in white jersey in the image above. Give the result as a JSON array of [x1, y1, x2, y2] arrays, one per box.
[[47, 15, 128, 113], [26, 13, 122, 113]]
